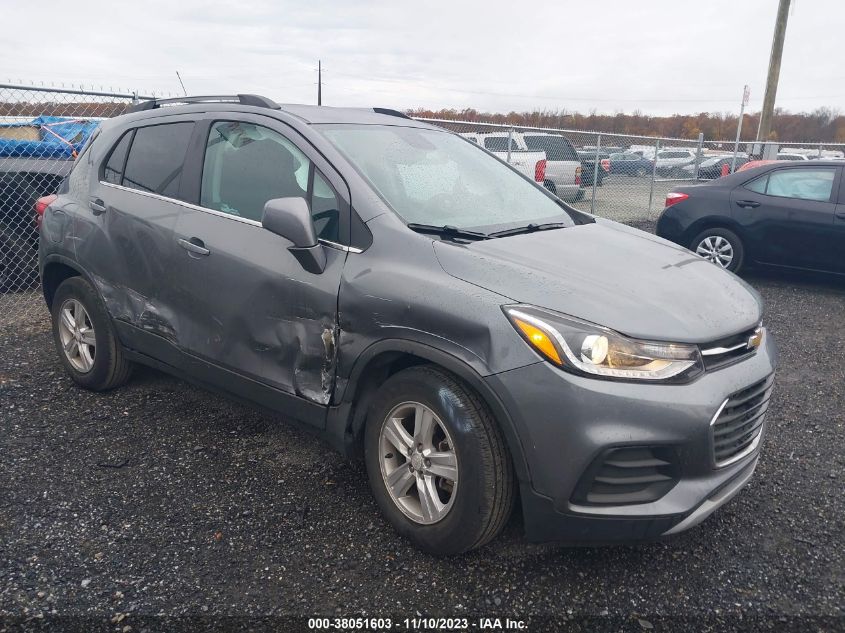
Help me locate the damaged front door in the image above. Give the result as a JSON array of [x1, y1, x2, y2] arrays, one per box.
[[167, 117, 349, 425]]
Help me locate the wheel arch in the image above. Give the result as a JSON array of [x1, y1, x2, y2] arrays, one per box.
[[41, 255, 89, 310], [333, 339, 531, 483], [683, 215, 745, 247]]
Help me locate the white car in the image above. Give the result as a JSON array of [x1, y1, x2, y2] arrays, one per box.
[[776, 152, 810, 161], [655, 149, 701, 177], [464, 132, 582, 202]]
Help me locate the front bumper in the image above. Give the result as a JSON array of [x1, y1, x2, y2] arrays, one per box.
[[485, 331, 777, 543]]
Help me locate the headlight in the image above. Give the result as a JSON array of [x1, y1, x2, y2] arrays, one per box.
[[504, 305, 703, 382]]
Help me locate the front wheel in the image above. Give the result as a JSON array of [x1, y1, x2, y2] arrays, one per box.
[[364, 366, 515, 555], [690, 227, 744, 273]]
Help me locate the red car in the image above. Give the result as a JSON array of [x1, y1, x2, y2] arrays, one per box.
[[737, 160, 778, 172]]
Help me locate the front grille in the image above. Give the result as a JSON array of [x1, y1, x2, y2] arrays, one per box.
[[712, 374, 774, 466], [700, 327, 758, 371], [571, 446, 679, 506]]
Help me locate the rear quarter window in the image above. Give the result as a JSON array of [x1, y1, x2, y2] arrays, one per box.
[[122, 122, 194, 199], [102, 131, 133, 185]]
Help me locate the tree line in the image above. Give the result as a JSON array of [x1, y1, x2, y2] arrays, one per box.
[[408, 106, 845, 144]]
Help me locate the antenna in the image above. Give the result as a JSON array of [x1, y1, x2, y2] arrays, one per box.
[[175, 71, 188, 96]]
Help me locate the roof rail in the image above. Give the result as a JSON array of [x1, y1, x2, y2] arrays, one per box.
[[373, 107, 411, 120], [127, 94, 280, 113]]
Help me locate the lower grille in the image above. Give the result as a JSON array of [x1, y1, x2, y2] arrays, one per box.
[[571, 446, 679, 506], [712, 374, 774, 466]]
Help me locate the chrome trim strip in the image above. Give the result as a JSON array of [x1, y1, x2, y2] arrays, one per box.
[[99, 183, 363, 254], [701, 342, 747, 356], [100, 181, 264, 227], [708, 398, 730, 426], [319, 239, 363, 254]]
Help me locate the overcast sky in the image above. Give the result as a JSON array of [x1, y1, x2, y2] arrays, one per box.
[[4, 0, 842, 116]]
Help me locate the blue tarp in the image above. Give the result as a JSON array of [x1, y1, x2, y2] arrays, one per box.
[[0, 116, 100, 159]]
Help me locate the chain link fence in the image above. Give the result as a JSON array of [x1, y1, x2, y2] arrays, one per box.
[[416, 118, 845, 232], [0, 84, 158, 331], [1, 83, 844, 331]]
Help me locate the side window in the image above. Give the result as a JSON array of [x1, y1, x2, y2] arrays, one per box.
[[122, 123, 193, 198], [766, 168, 836, 201], [745, 175, 769, 194], [484, 137, 517, 152], [200, 120, 342, 241], [103, 131, 132, 185], [201, 121, 309, 222], [311, 171, 340, 242]]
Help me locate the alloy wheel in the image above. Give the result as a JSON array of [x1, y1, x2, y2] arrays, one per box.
[[378, 401, 458, 525], [695, 235, 734, 268], [58, 298, 96, 373]]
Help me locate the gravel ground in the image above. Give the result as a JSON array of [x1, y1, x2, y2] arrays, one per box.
[[1, 270, 844, 631]]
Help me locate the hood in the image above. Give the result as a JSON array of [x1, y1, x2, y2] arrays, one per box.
[[433, 220, 762, 343]]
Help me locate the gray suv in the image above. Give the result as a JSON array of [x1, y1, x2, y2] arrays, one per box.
[[39, 95, 777, 554]]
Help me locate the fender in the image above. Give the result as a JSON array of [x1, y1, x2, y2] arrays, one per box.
[[328, 338, 532, 483], [40, 254, 97, 308]]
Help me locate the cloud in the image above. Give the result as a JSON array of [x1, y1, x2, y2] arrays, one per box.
[[3, 0, 842, 116]]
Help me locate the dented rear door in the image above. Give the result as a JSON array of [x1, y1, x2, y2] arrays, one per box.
[[167, 114, 349, 423], [80, 116, 197, 345]]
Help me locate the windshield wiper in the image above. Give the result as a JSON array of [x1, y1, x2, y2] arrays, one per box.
[[487, 222, 569, 238], [406, 223, 489, 241]]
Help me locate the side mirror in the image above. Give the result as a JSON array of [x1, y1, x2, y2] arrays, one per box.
[[262, 197, 326, 274]]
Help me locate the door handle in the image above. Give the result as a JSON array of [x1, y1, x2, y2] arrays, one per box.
[[835, 210, 845, 220], [178, 237, 210, 256], [89, 197, 107, 215], [735, 200, 761, 209]]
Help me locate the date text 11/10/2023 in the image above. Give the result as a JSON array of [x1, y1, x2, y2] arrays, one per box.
[[307, 617, 527, 630]]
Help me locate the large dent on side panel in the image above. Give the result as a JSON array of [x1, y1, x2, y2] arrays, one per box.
[[229, 280, 338, 406], [92, 275, 178, 344]]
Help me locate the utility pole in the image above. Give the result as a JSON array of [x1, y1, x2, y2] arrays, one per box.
[[756, 0, 791, 142], [317, 60, 322, 106], [732, 85, 750, 173]]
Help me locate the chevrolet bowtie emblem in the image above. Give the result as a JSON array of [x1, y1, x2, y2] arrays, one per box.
[[747, 328, 763, 350]]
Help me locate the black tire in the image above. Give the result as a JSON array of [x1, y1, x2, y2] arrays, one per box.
[[364, 366, 515, 555], [690, 227, 745, 273], [51, 276, 133, 391]]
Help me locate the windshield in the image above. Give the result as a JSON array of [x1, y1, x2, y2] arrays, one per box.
[[318, 124, 574, 232]]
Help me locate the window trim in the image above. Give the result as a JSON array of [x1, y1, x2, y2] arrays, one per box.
[[97, 180, 360, 252], [100, 128, 135, 185], [100, 121, 195, 199]]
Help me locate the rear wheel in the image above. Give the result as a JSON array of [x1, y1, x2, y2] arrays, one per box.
[[364, 366, 515, 555], [691, 227, 744, 273], [51, 277, 133, 390]]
